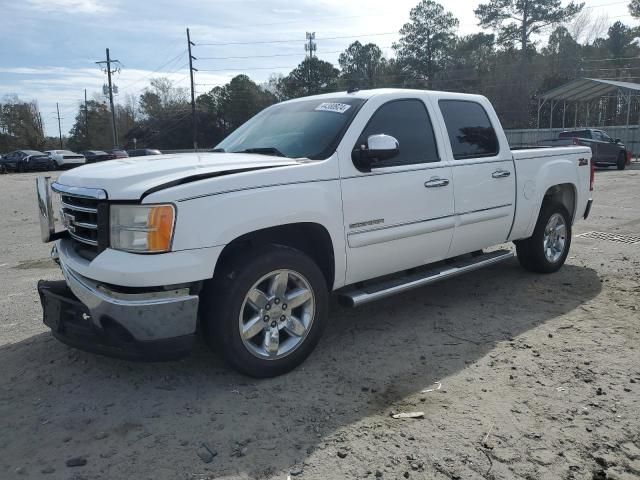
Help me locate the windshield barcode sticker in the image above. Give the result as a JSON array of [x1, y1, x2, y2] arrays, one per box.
[[315, 102, 351, 114]]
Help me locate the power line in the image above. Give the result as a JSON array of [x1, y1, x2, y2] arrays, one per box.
[[116, 52, 187, 92], [196, 31, 397, 47], [196, 50, 349, 60], [198, 65, 301, 72]]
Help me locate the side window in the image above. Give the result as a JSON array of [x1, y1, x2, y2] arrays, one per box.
[[592, 131, 604, 142], [355, 99, 439, 168], [439, 100, 499, 160]]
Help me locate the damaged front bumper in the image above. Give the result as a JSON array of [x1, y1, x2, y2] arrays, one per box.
[[38, 245, 200, 360]]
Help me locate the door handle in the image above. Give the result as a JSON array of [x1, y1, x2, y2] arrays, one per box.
[[424, 177, 450, 188], [492, 169, 511, 179]]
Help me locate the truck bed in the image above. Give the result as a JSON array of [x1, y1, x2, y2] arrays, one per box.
[[508, 145, 592, 243]]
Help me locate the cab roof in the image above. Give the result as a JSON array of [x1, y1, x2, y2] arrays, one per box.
[[282, 88, 487, 104]]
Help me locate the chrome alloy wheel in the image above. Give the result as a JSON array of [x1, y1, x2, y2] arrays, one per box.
[[543, 213, 567, 263], [238, 269, 315, 360]]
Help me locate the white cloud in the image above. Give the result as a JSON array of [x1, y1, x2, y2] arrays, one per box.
[[26, 0, 116, 14]]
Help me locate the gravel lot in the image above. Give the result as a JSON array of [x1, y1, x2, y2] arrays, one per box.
[[0, 166, 639, 480]]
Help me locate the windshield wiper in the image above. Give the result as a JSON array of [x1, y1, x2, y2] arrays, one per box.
[[210, 148, 225, 152], [235, 147, 286, 157]]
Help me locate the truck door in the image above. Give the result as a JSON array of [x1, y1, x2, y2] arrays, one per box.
[[594, 130, 616, 163], [339, 97, 455, 285], [436, 99, 516, 257]]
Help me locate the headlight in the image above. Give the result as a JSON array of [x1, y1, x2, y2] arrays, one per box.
[[110, 204, 175, 253]]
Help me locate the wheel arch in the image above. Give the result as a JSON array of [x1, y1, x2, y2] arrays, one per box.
[[542, 183, 577, 223], [214, 222, 336, 290]]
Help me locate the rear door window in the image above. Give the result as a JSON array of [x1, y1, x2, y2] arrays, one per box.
[[439, 100, 499, 160]]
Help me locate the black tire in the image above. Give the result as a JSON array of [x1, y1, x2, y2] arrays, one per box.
[[17, 163, 24, 173], [617, 151, 626, 171], [48, 160, 57, 171], [200, 244, 329, 378], [515, 201, 572, 274]]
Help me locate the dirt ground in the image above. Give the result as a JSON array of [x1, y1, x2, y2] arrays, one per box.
[[0, 165, 639, 480]]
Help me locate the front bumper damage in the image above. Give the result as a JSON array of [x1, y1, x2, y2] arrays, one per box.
[[38, 245, 200, 360], [36, 175, 201, 360]]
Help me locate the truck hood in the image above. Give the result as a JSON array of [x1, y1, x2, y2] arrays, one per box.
[[57, 152, 301, 200]]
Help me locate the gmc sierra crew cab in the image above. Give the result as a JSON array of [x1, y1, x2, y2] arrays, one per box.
[[36, 89, 594, 377]]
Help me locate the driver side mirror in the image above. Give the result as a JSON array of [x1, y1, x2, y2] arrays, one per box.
[[615, 138, 621, 144], [352, 134, 400, 171]]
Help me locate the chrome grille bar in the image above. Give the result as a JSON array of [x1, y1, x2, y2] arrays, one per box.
[[74, 221, 98, 230], [68, 230, 98, 246], [60, 201, 97, 214]]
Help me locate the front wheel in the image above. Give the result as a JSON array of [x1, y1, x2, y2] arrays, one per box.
[[617, 152, 627, 171], [515, 202, 572, 274], [200, 245, 328, 377]]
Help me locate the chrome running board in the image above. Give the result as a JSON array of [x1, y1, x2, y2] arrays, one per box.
[[338, 249, 514, 307]]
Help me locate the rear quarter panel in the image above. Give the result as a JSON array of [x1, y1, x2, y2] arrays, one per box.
[[509, 146, 591, 241]]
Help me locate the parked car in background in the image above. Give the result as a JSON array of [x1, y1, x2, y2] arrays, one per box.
[[106, 149, 129, 159], [127, 148, 162, 157], [44, 150, 86, 169], [539, 128, 629, 170], [2, 150, 54, 172], [81, 150, 116, 163]]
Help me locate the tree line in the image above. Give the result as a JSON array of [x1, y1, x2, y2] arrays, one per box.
[[4, 0, 640, 152]]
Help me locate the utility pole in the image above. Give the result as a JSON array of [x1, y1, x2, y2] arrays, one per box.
[[84, 89, 89, 142], [304, 32, 317, 95], [187, 28, 198, 151], [56, 102, 63, 148], [96, 48, 120, 148]]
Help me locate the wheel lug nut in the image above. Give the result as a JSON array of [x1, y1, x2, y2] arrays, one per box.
[[274, 298, 280, 305], [271, 321, 277, 328], [280, 315, 286, 321], [263, 315, 269, 322], [282, 304, 287, 310], [265, 304, 271, 311]]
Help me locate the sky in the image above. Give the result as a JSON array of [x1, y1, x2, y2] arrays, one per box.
[[0, 0, 636, 137]]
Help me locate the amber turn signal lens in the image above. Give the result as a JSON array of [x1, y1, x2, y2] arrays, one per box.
[[147, 205, 175, 252]]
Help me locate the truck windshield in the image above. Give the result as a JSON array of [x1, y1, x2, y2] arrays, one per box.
[[215, 97, 366, 160]]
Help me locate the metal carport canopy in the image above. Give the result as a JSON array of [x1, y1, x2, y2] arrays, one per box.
[[540, 78, 640, 102]]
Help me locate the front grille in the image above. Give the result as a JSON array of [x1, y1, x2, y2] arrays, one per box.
[[60, 194, 99, 247], [53, 184, 109, 260]]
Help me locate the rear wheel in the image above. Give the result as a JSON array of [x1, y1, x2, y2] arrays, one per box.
[[515, 202, 572, 274], [617, 151, 626, 170], [47, 160, 57, 171], [200, 245, 328, 377]]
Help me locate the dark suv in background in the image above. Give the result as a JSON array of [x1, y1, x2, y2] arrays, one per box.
[[81, 150, 116, 163], [105, 149, 129, 159], [540, 128, 629, 170], [127, 148, 162, 157]]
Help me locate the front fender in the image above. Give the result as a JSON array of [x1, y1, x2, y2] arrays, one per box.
[[160, 180, 347, 289]]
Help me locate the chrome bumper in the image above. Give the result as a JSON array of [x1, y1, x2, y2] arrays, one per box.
[[56, 246, 199, 342]]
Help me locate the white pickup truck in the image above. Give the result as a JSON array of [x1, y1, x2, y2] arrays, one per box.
[[36, 89, 594, 377]]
